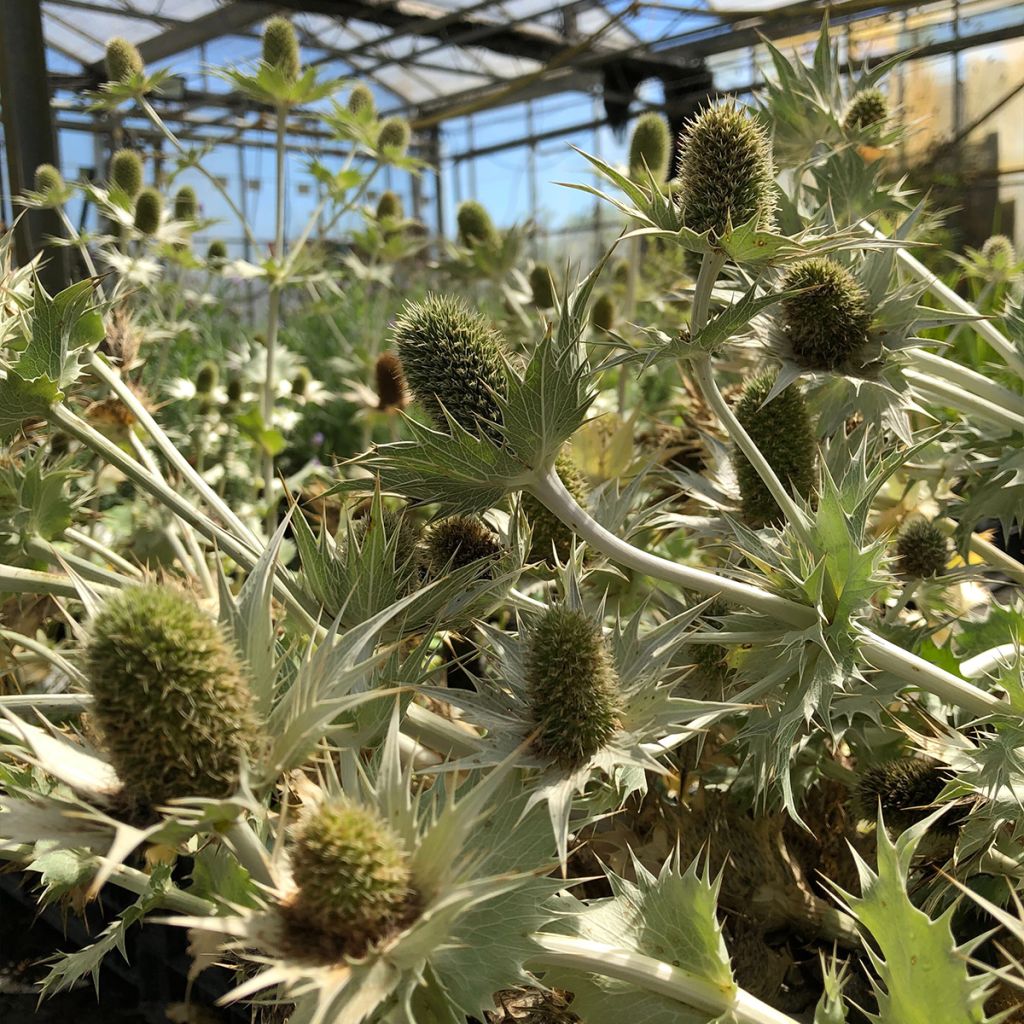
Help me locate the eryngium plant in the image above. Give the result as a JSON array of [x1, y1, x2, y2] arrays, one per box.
[[262, 16, 300, 81], [894, 518, 951, 578], [105, 36, 144, 83], [109, 148, 143, 197], [628, 111, 672, 181], [843, 86, 889, 136], [133, 187, 162, 235]]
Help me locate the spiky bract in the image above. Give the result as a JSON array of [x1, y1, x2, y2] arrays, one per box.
[[374, 351, 407, 410], [133, 188, 162, 235], [529, 264, 556, 309], [110, 149, 143, 198], [843, 87, 888, 136], [378, 118, 410, 157], [426, 516, 502, 575], [678, 103, 776, 237], [522, 452, 588, 563], [734, 372, 816, 527], [351, 506, 421, 571], [779, 257, 871, 371], [348, 83, 376, 117], [262, 17, 300, 81], [590, 292, 616, 332], [856, 758, 946, 831], [376, 190, 402, 220], [85, 584, 259, 809], [196, 361, 219, 395], [33, 164, 64, 196], [981, 234, 1016, 266], [689, 599, 733, 697], [206, 239, 228, 267], [105, 37, 144, 84], [173, 186, 197, 222], [392, 294, 507, 435], [526, 606, 620, 768], [456, 200, 497, 249], [288, 799, 411, 946], [628, 112, 672, 181], [894, 519, 950, 578]]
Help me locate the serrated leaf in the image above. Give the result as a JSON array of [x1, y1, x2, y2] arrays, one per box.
[[0, 372, 60, 439]]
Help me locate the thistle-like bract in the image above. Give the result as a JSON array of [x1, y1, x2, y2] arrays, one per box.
[[287, 799, 411, 947], [678, 103, 776, 237], [374, 351, 407, 409], [526, 605, 620, 768], [105, 37, 144, 84], [689, 598, 733, 697], [426, 516, 502, 575], [981, 234, 1016, 266], [206, 239, 228, 267], [378, 118, 410, 157], [110, 149, 143, 198], [351, 506, 421, 571], [628, 111, 672, 181], [843, 87, 888, 136], [392, 293, 507, 435], [456, 200, 497, 249], [529, 263, 556, 309], [195, 360, 219, 395], [133, 187, 162, 235], [522, 451, 588, 563], [173, 186, 197, 222], [33, 164, 64, 196], [856, 758, 947, 830], [894, 519, 950, 578], [376, 190, 403, 220], [590, 291, 616, 332], [84, 584, 259, 810], [779, 257, 871, 371], [734, 371, 815, 527], [348, 83, 376, 117], [262, 17, 300, 82]]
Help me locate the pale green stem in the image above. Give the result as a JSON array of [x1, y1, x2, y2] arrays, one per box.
[[162, 522, 200, 581], [0, 692, 91, 712], [64, 527, 143, 578], [883, 579, 918, 625], [0, 628, 87, 687], [531, 934, 799, 1024], [56, 207, 105, 298], [945, 280, 994, 348], [910, 349, 1024, 419], [221, 819, 275, 888], [618, 233, 640, 415], [0, 562, 117, 599], [403, 702, 482, 757], [905, 369, 1024, 433], [23, 537, 136, 591], [181, 520, 216, 599], [936, 517, 1024, 588]]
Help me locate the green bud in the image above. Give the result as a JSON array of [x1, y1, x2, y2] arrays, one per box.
[[105, 37, 144, 84], [779, 257, 871, 372], [85, 585, 260, 810], [376, 190, 403, 221], [456, 200, 497, 249], [392, 293, 507, 436], [678, 103, 776, 237], [110, 149, 143, 198], [734, 371, 816, 528], [377, 117, 410, 157], [351, 506, 421, 572], [856, 758, 947, 831], [843, 87, 888, 137], [289, 366, 310, 398], [287, 799, 411, 947], [426, 516, 502, 576], [590, 292, 616, 332], [894, 519, 950, 578], [33, 163, 64, 196], [526, 606, 620, 768], [173, 185, 197, 222], [981, 234, 1016, 266], [195, 360, 219, 395], [262, 16, 300, 82], [612, 259, 630, 286], [529, 264, 556, 310], [225, 375, 243, 404], [522, 451, 588, 564], [689, 598, 733, 697], [348, 83, 376, 117], [206, 239, 228, 267], [374, 351, 407, 410], [628, 111, 672, 181], [133, 187, 162, 235]]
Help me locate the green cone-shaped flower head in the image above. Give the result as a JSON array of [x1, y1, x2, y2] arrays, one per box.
[[678, 102, 776, 237], [288, 799, 411, 947], [225, 374, 243, 404], [85, 584, 259, 809], [392, 293, 507, 435], [779, 257, 871, 371], [206, 239, 228, 267], [894, 519, 950, 578], [526, 605, 620, 768], [377, 117, 410, 157], [195, 360, 219, 395], [856, 758, 946, 831], [590, 291, 616, 332], [133, 187, 162, 235], [843, 87, 888, 136], [262, 17, 300, 81], [427, 516, 502, 575], [105, 37, 144, 84], [628, 111, 672, 181], [734, 371, 816, 527], [33, 163, 64, 197], [376, 190, 402, 221], [981, 234, 1016, 266], [173, 185, 197, 222], [522, 450, 588, 564], [348, 83, 376, 117], [456, 200, 497, 249], [374, 351, 407, 410], [529, 263, 556, 309], [110, 149, 143, 198], [291, 366, 311, 398]]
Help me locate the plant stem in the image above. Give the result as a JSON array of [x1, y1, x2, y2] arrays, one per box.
[[883, 579, 918, 625], [0, 562, 117, 599], [910, 349, 1024, 419], [619, 233, 640, 414], [904, 369, 1024, 433], [221, 819, 275, 888], [23, 537, 136, 591], [64, 527, 143, 578], [0, 629, 87, 687]]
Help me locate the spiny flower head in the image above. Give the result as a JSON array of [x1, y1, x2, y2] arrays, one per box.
[[374, 351, 407, 410], [392, 293, 507, 436], [376, 190, 402, 220], [779, 257, 871, 372], [110, 149, 143, 198], [456, 200, 497, 249], [348, 83, 376, 117], [981, 234, 1016, 266], [378, 117, 410, 157], [856, 757, 947, 831], [590, 291, 616, 332], [689, 598, 733, 697], [529, 263, 556, 309], [426, 516, 502, 575], [173, 185, 197, 222], [678, 102, 776, 237], [351, 506, 421, 571], [33, 164, 64, 196], [522, 451, 588, 564], [133, 187, 162, 235], [526, 605, 621, 768], [291, 366, 311, 397], [195, 360, 219, 395], [734, 371, 816, 527], [628, 111, 672, 181], [84, 584, 259, 811], [286, 799, 412, 949], [894, 519, 950, 578], [843, 87, 889, 136], [262, 17, 300, 81], [105, 37, 144, 84], [206, 239, 228, 267]]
